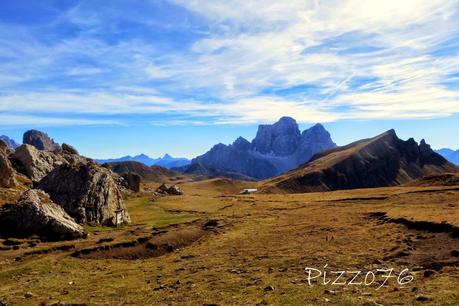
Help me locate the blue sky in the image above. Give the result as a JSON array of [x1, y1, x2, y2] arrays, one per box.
[[0, 0, 458, 158]]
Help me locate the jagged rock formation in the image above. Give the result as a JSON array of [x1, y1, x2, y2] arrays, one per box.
[[0, 190, 85, 240], [10, 144, 67, 182], [122, 172, 141, 192], [37, 162, 130, 226], [0, 135, 20, 150], [23, 129, 61, 151], [190, 117, 336, 180], [0, 140, 17, 188], [262, 130, 458, 193], [252, 116, 301, 156]]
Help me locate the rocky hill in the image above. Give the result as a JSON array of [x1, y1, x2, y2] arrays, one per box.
[[104, 161, 180, 182], [178, 162, 255, 181], [0, 130, 131, 240], [189, 117, 336, 180], [262, 130, 458, 193]]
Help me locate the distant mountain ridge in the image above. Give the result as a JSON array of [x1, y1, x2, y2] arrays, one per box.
[[436, 148, 459, 165], [183, 117, 336, 180], [0, 135, 20, 149], [262, 129, 458, 193], [96, 153, 190, 169]]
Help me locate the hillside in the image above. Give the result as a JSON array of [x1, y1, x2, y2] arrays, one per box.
[[262, 129, 458, 193], [104, 161, 181, 182]]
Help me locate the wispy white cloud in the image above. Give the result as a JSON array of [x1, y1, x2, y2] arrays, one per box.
[[0, 0, 458, 126]]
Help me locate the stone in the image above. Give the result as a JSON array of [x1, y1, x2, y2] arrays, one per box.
[[10, 144, 67, 182], [0, 140, 17, 187], [415, 295, 431, 302], [167, 185, 183, 195], [23, 129, 61, 151], [37, 163, 130, 226], [0, 190, 85, 240], [264, 285, 274, 292], [155, 183, 183, 195]]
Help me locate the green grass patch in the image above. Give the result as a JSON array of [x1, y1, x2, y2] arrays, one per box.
[[125, 196, 198, 227]]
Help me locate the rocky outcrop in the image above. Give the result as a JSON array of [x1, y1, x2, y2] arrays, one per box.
[[189, 117, 336, 180], [262, 130, 459, 193], [0, 135, 20, 150], [62, 143, 79, 155], [0, 140, 17, 188], [10, 144, 67, 182], [37, 162, 130, 226], [23, 129, 61, 151], [122, 172, 141, 192], [0, 190, 85, 240]]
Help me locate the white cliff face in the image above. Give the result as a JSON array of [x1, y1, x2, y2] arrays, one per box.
[[191, 117, 337, 180]]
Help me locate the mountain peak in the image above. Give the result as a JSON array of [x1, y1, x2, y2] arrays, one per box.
[[23, 129, 60, 151], [0, 135, 20, 149], [162, 153, 172, 159]]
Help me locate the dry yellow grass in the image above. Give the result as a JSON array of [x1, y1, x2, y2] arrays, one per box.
[[0, 180, 458, 305]]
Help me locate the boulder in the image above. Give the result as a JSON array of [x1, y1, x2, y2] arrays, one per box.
[[0, 140, 17, 187], [23, 129, 61, 151], [122, 172, 141, 192], [167, 184, 184, 195], [10, 144, 67, 182], [0, 190, 85, 240], [37, 162, 130, 226], [155, 183, 183, 195]]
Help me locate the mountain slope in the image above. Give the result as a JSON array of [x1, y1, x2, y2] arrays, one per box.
[[262, 130, 458, 193], [190, 117, 336, 180], [103, 161, 180, 182], [176, 162, 255, 181], [436, 148, 459, 165]]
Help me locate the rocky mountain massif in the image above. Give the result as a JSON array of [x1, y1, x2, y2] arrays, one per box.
[[436, 148, 459, 165], [0, 130, 131, 241], [262, 130, 458, 193], [97, 153, 190, 169], [186, 117, 336, 180]]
